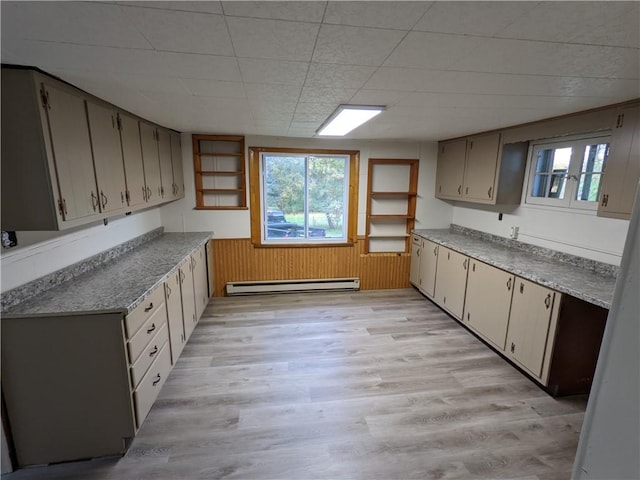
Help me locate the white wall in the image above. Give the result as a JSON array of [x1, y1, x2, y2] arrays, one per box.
[[0, 209, 162, 293], [160, 133, 453, 237], [572, 187, 640, 479]]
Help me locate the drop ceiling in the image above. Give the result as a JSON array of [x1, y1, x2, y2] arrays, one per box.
[[1, 1, 638, 141]]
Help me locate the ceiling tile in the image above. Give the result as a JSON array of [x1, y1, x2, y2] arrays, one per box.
[[121, 6, 233, 55], [116, 2, 223, 15], [312, 24, 406, 66], [1, 1, 152, 49], [244, 83, 302, 104], [294, 102, 337, 116], [221, 1, 326, 22], [499, 2, 640, 48], [158, 52, 241, 81], [181, 78, 246, 98], [238, 58, 309, 85], [305, 64, 376, 88], [384, 31, 484, 69], [349, 89, 407, 106], [324, 1, 432, 30], [413, 2, 537, 37], [227, 17, 319, 61], [363, 67, 439, 91], [299, 86, 358, 104]]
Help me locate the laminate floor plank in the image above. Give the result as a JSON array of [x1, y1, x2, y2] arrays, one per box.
[[4, 289, 585, 480]]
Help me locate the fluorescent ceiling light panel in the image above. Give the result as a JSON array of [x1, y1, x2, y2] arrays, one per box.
[[317, 105, 384, 136]]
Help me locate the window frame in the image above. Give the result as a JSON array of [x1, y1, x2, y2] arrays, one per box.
[[524, 132, 611, 212], [249, 146, 359, 247]]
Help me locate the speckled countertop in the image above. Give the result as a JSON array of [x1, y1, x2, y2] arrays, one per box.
[[413, 228, 617, 309], [2, 232, 212, 318]]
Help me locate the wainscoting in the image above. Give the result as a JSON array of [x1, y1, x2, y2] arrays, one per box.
[[210, 237, 410, 297]]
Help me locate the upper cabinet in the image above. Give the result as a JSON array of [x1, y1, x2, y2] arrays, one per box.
[[1, 66, 182, 231], [436, 132, 529, 205], [170, 132, 185, 199], [598, 104, 640, 220]]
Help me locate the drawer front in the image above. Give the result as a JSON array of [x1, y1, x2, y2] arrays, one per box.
[[125, 285, 165, 338], [130, 322, 169, 388], [128, 305, 167, 365], [133, 342, 172, 429]]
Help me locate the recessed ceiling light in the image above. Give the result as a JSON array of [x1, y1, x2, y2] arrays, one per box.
[[316, 105, 385, 137]]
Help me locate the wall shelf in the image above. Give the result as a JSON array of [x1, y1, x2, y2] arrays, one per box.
[[192, 134, 246, 209]]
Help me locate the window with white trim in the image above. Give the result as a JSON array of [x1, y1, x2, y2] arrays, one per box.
[[525, 133, 610, 211]]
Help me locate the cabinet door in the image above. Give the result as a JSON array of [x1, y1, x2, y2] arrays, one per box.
[[409, 235, 422, 287], [42, 82, 98, 221], [139, 122, 161, 205], [419, 240, 438, 298], [463, 132, 500, 202], [434, 246, 469, 319], [165, 271, 186, 365], [170, 132, 184, 198], [463, 260, 514, 350], [506, 278, 556, 378], [192, 245, 209, 320], [436, 139, 466, 199], [157, 127, 173, 200], [85, 101, 127, 213], [180, 261, 197, 341], [598, 105, 639, 219], [119, 113, 146, 208]]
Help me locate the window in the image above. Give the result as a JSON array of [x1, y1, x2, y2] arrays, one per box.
[[249, 147, 359, 245], [525, 133, 610, 210]]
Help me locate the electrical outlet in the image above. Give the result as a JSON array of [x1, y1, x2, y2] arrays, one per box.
[[510, 226, 519, 240]]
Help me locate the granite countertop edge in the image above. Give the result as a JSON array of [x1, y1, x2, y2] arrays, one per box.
[[2, 232, 213, 319], [412, 228, 615, 309]]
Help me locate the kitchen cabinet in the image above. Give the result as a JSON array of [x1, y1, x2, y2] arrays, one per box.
[[139, 121, 163, 205], [157, 127, 174, 200], [180, 259, 197, 341], [85, 100, 128, 214], [435, 138, 466, 199], [192, 244, 210, 320], [118, 112, 146, 208], [598, 104, 640, 220], [436, 133, 528, 205], [434, 246, 469, 319], [170, 131, 185, 199], [506, 278, 559, 379], [410, 235, 422, 287], [463, 259, 514, 350], [165, 269, 186, 364], [418, 238, 438, 298]]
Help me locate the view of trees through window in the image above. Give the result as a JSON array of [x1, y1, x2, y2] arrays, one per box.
[[262, 154, 348, 240]]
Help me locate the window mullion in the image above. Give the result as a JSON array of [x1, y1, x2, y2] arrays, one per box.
[[304, 156, 309, 239]]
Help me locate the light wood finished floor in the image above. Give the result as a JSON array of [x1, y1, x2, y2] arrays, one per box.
[[4, 289, 586, 480]]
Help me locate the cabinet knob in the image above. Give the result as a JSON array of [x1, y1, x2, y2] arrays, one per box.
[[152, 373, 161, 386], [519, 282, 524, 294], [506, 277, 512, 291]]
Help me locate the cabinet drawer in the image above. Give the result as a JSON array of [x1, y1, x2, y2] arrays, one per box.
[[125, 285, 165, 338], [127, 305, 167, 365], [130, 322, 169, 388], [133, 342, 172, 429]]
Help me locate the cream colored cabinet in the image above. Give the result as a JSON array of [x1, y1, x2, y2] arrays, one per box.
[[410, 235, 422, 287], [118, 112, 147, 208], [139, 121, 162, 205], [170, 131, 185, 199], [435, 139, 466, 199], [506, 278, 559, 379], [463, 259, 514, 350], [157, 127, 174, 200], [434, 246, 469, 319], [463, 133, 501, 202], [180, 259, 197, 341], [598, 104, 640, 220], [192, 244, 210, 320], [85, 100, 127, 214], [419, 239, 438, 298], [165, 270, 186, 364]]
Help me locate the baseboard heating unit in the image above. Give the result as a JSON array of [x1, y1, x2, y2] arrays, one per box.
[[226, 278, 360, 295]]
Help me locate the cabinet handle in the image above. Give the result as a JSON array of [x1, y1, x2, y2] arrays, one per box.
[[467, 312, 470, 322], [142, 186, 147, 201], [166, 284, 171, 297], [544, 293, 551, 309], [487, 186, 493, 198], [463, 258, 468, 270], [147, 323, 156, 334], [433, 246, 438, 256], [416, 249, 420, 257], [159, 186, 163, 198], [601, 193, 608, 207], [519, 282, 524, 294], [457, 185, 461, 195], [144, 302, 154, 312], [472, 262, 475, 272], [91, 192, 99, 212], [126, 190, 131, 205], [506, 277, 512, 291], [121, 191, 125, 204], [62, 198, 68, 215], [146, 186, 152, 200], [152, 373, 161, 386], [510, 342, 515, 354], [465, 186, 469, 195], [149, 345, 159, 357], [100, 191, 108, 208], [447, 251, 450, 260]]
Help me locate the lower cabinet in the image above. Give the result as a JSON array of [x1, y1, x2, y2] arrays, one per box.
[[409, 235, 422, 287], [505, 278, 559, 379], [410, 235, 437, 297], [434, 246, 469, 319], [463, 259, 514, 351], [192, 244, 209, 320], [1, 242, 211, 467]]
